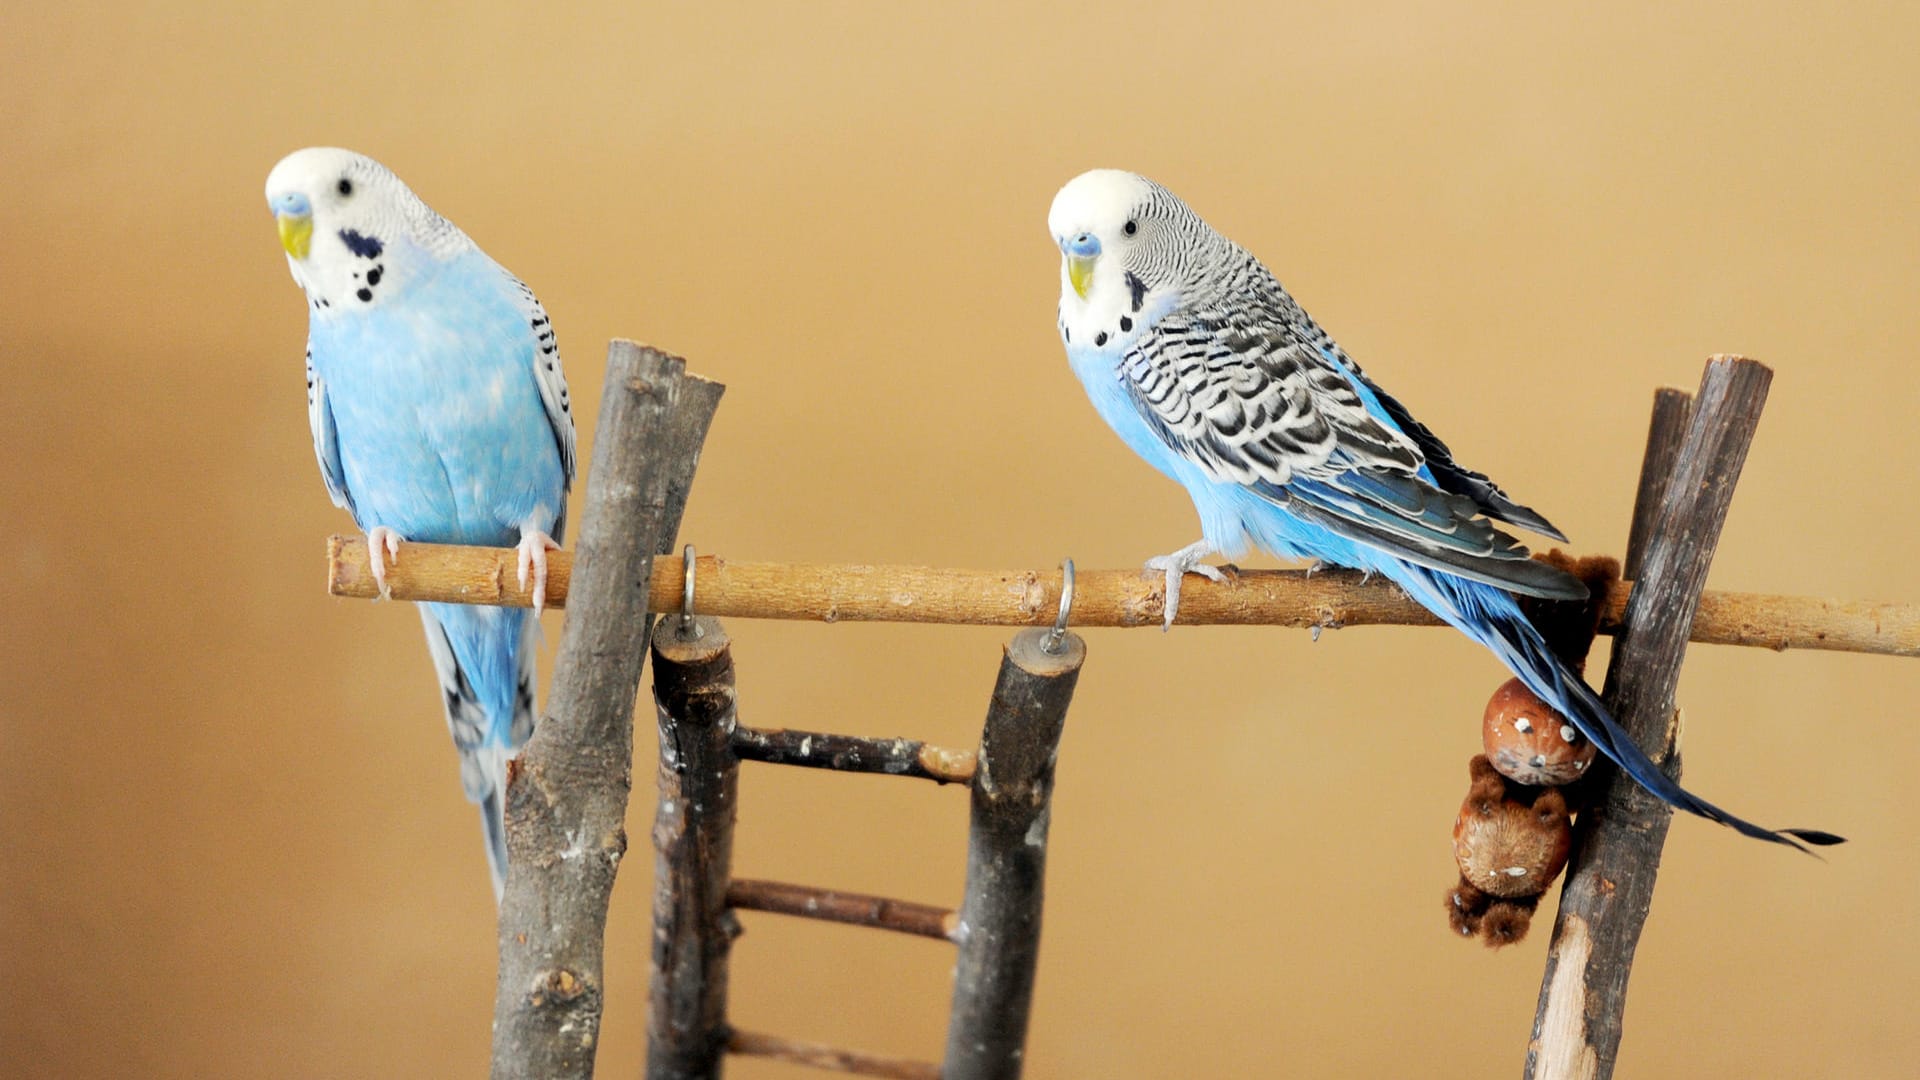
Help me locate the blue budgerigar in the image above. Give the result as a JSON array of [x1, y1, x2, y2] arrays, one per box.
[[266, 148, 577, 899], [1047, 169, 1839, 850]]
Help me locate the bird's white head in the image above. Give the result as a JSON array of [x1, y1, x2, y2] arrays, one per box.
[[263, 147, 469, 312], [1047, 169, 1221, 351]]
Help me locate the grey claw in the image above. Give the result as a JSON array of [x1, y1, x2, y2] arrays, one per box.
[[1162, 565, 1182, 630], [1143, 539, 1216, 631]]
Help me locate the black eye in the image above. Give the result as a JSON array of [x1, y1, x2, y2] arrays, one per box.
[[337, 178, 354, 197], [1123, 220, 1137, 236]]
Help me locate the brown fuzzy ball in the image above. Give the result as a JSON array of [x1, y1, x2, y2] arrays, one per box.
[[1479, 898, 1538, 947], [1517, 551, 1622, 673], [1452, 756, 1574, 899], [1444, 881, 1544, 948], [1446, 883, 1487, 938]]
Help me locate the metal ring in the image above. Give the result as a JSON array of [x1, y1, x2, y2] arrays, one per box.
[[1043, 558, 1075, 654], [680, 543, 700, 636]]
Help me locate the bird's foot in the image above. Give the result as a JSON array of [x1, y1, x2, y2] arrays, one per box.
[[366, 526, 404, 599], [516, 529, 562, 615], [1143, 539, 1224, 631]]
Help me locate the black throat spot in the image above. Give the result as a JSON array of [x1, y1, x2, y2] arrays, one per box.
[[338, 229, 384, 259]]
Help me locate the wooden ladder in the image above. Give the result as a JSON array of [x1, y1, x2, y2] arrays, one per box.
[[646, 574, 1086, 1080]]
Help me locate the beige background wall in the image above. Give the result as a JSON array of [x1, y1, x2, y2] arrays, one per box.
[[5, 3, 1916, 1076]]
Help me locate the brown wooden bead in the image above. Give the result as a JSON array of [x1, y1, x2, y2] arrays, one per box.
[[1481, 676, 1598, 786]]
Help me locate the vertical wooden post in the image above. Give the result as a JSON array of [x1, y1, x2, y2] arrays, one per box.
[[490, 342, 723, 1080], [648, 615, 741, 1080], [943, 628, 1085, 1080], [1527, 358, 1772, 1080], [1620, 389, 1696, 581]]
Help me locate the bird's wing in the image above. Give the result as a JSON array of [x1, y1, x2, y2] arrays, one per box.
[[1119, 311, 1423, 485], [305, 342, 356, 518], [1122, 311, 1584, 600], [504, 272, 578, 489], [1330, 353, 1568, 541]]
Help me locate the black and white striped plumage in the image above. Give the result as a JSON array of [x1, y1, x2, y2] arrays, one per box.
[[1050, 168, 1840, 851]]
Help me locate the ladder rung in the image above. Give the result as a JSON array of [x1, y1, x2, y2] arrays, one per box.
[[727, 878, 958, 942], [727, 1028, 940, 1079], [732, 723, 977, 784]]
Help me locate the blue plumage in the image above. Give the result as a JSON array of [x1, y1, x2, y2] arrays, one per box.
[[313, 251, 568, 550], [1050, 168, 1839, 851], [269, 148, 577, 899]]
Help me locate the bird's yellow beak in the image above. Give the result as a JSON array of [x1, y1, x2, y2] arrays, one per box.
[[277, 213, 313, 260], [1067, 254, 1096, 300]]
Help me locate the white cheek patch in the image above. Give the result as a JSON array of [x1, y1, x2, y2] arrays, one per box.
[[1059, 261, 1171, 353]]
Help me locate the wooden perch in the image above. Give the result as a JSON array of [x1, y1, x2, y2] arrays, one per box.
[[943, 628, 1083, 1080], [648, 615, 741, 1080], [726, 878, 959, 942], [1527, 360, 1769, 1080], [731, 724, 977, 784], [490, 342, 723, 1080], [728, 1030, 941, 1080], [327, 540, 1919, 659]]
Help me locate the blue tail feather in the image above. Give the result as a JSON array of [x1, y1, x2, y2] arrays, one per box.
[[478, 759, 509, 903], [1390, 564, 1843, 851]]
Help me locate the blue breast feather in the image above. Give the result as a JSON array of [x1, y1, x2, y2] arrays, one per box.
[[308, 247, 567, 549]]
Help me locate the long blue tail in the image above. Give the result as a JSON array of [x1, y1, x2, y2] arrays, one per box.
[[1389, 564, 1843, 851], [421, 603, 540, 904]]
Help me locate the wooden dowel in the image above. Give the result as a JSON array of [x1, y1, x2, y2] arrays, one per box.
[[731, 724, 977, 784], [1527, 358, 1770, 1080], [327, 540, 1920, 659], [943, 629, 1083, 1080], [726, 1030, 941, 1080], [1622, 388, 1694, 581], [647, 615, 742, 1080], [726, 878, 959, 942], [490, 343, 720, 1080]]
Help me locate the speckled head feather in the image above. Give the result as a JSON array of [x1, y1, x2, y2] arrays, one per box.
[[264, 148, 473, 313], [1047, 169, 1239, 350]]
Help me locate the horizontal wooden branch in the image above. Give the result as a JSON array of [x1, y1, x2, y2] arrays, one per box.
[[731, 724, 977, 784], [726, 1030, 939, 1080], [327, 537, 1919, 658], [725, 878, 959, 942]]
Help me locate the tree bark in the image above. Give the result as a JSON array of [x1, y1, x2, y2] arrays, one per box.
[[647, 615, 741, 1080], [488, 342, 722, 1080], [727, 1030, 941, 1079], [1527, 358, 1771, 1080], [1621, 388, 1695, 581], [942, 629, 1084, 1080], [725, 878, 958, 941], [730, 724, 976, 784]]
